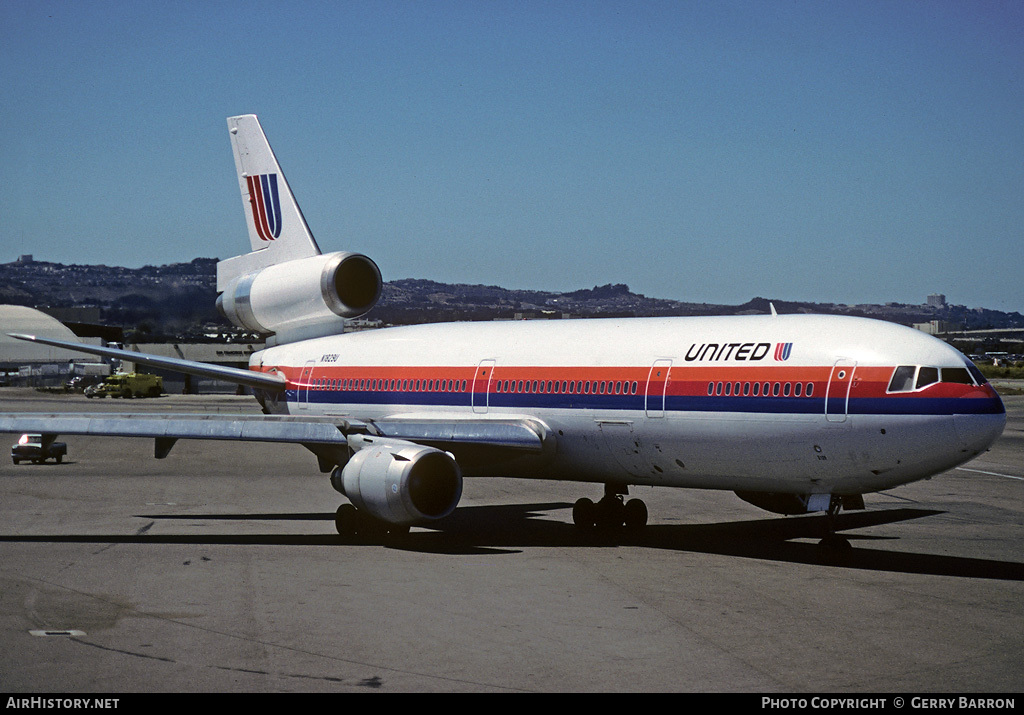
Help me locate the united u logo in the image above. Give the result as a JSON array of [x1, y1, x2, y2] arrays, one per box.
[[247, 174, 282, 241], [774, 342, 793, 361]]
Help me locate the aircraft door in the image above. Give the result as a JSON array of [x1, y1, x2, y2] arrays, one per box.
[[472, 360, 495, 414], [298, 360, 316, 410], [825, 359, 857, 423], [645, 359, 673, 418]]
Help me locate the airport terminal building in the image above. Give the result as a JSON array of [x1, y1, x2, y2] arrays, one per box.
[[0, 305, 109, 386]]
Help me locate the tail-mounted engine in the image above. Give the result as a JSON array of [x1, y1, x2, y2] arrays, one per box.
[[332, 437, 463, 526], [217, 251, 381, 345]]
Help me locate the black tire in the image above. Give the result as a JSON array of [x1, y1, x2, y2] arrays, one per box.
[[623, 499, 648, 530], [335, 504, 361, 537], [596, 496, 626, 529], [572, 497, 597, 528]]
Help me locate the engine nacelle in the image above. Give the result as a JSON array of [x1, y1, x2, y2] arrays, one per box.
[[338, 438, 463, 526], [217, 251, 381, 344]]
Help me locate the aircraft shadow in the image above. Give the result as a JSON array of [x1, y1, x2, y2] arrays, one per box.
[[1, 503, 1022, 581]]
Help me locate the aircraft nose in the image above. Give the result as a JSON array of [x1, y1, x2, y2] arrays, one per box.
[[953, 410, 1006, 457]]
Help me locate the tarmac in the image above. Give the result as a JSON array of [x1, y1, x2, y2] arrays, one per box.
[[0, 387, 1021, 693]]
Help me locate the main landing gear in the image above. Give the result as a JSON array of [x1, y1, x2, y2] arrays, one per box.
[[572, 484, 648, 531], [334, 503, 410, 542]]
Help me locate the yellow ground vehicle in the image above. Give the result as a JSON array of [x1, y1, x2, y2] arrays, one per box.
[[85, 372, 163, 398]]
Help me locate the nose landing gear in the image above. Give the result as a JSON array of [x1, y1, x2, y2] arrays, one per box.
[[818, 496, 852, 551]]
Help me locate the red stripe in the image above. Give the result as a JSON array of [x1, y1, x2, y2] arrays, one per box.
[[247, 175, 272, 241]]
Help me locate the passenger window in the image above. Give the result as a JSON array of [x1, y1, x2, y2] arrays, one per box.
[[888, 366, 916, 393], [916, 367, 938, 389]]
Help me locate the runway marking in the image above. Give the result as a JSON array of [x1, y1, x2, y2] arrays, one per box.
[[956, 467, 1024, 481], [29, 630, 85, 637]]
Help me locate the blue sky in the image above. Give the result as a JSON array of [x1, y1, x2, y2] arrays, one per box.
[[3, 1, 1022, 312]]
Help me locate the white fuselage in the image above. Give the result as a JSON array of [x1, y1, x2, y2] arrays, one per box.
[[250, 314, 1006, 497]]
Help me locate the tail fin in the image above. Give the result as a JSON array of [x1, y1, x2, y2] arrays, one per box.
[[217, 114, 321, 291]]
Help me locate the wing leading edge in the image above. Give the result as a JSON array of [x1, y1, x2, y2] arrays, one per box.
[[0, 412, 547, 465], [6, 333, 286, 392]]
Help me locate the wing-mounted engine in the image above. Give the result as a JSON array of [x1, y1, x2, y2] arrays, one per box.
[[217, 251, 382, 345], [332, 436, 463, 526]]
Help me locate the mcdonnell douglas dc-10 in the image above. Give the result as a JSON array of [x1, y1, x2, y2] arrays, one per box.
[[4, 115, 1006, 548]]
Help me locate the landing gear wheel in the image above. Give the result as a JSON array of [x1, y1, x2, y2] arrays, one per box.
[[573, 497, 597, 528], [818, 533, 851, 551], [335, 504, 361, 538], [383, 523, 411, 542], [573, 491, 649, 533], [335, 504, 410, 543], [596, 495, 626, 529], [623, 499, 648, 530]]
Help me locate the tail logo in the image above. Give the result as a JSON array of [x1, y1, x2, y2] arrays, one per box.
[[246, 174, 282, 241], [774, 342, 793, 361]]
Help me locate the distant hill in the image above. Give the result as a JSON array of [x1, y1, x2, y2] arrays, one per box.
[[2, 257, 1022, 344]]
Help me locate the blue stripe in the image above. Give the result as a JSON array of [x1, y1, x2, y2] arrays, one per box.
[[287, 390, 1004, 417], [261, 174, 282, 238]]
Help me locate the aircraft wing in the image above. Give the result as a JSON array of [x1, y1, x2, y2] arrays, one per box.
[[2, 334, 548, 463], [0, 413, 351, 445], [6, 333, 286, 391], [0, 413, 545, 449], [0, 413, 548, 462]]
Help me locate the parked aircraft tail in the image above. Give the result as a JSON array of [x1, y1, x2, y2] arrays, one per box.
[[217, 114, 322, 290], [215, 115, 382, 346]]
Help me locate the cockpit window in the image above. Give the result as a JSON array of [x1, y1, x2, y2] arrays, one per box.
[[916, 367, 939, 389], [888, 366, 917, 393], [965, 362, 988, 385], [889, 364, 981, 393], [940, 367, 973, 385]]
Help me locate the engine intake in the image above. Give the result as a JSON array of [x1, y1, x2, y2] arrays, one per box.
[[217, 251, 381, 344], [337, 438, 463, 525]]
